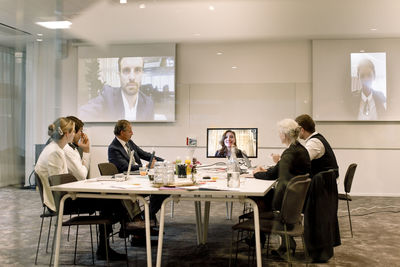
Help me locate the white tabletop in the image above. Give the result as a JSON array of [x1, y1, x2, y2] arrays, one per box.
[[51, 175, 275, 197]]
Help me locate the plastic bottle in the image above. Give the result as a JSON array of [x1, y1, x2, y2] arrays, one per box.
[[185, 156, 192, 175], [175, 156, 181, 175]]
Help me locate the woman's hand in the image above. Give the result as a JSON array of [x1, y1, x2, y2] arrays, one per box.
[[253, 165, 266, 175], [270, 153, 281, 164]]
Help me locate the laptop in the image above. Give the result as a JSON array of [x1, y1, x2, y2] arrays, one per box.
[[125, 151, 134, 179]]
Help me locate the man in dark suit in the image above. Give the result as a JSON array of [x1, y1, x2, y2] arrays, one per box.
[[79, 57, 154, 122], [108, 120, 168, 245]]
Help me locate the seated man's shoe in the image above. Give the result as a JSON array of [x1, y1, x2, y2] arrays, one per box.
[[125, 221, 159, 236], [130, 235, 158, 247], [96, 247, 127, 261]]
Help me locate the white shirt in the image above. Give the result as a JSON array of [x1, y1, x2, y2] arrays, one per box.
[[358, 91, 377, 120], [64, 144, 90, 180], [122, 92, 139, 121], [34, 141, 68, 212], [304, 132, 325, 161]]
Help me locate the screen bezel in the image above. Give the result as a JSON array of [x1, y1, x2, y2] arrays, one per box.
[[206, 128, 258, 158]]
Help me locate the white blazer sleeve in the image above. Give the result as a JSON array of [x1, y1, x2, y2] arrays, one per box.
[[64, 145, 89, 180]]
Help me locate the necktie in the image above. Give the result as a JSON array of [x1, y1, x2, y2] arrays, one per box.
[[125, 143, 131, 156]]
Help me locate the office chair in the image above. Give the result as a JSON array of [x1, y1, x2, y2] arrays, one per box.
[[230, 176, 311, 265], [338, 163, 357, 237], [48, 173, 126, 265], [34, 173, 57, 265]]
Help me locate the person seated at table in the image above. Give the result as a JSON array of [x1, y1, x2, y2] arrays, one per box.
[[214, 130, 244, 158], [35, 117, 127, 261], [252, 118, 311, 257], [108, 119, 169, 246]]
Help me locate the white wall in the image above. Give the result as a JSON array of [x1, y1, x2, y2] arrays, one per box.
[[25, 39, 400, 196]]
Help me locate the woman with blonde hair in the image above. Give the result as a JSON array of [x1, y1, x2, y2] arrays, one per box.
[[35, 117, 127, 260]]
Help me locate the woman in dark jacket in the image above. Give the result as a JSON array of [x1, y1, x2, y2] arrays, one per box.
[[252, 118, 311, 256]]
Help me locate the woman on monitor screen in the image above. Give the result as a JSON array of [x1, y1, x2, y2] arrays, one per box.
[[215, 130, 244, 158]]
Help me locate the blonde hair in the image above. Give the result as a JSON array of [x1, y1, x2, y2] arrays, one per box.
[[277, 118, 301, 144], [48, 117, 75, 140]]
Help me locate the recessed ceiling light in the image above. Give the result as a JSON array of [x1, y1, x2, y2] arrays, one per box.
[[120, 0, 127, 4], [360, 50, 365, 53], [370, 28, 377, 31], [193, 33, 201, 37], [36, 21, 72, 29], [232, 66, 237, 69], [139, 3, 146, 9], [216, 52, 223, 55], [37, 33, 43, 36], [209, 5, 215, 11], [36, 38, 43, 42]]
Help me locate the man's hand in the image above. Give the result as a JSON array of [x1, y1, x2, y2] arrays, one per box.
[[78, 132, 90, 153], [271, 153, 281, 164], [253, 165, 266, 175], [146, 159, 157, 169]]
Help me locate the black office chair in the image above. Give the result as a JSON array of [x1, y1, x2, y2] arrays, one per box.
[[231, 176, 311, 265], [338, 163, 357, 237], [98, 162, 119, 176]]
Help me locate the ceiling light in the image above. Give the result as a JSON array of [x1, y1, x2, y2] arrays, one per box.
[[36, 21, 72, 29], [36, 39, 43, 42], [139, 3, 146, 8], [37, 33, 43, 36], [120, 0, 127, 4], [193, 33, 201, 37], [370, 28, 377, 31], [360, 50, 365, 53], [231, 66, 237, 69], [216, 52, 223, 55], [209, 5, 215, 11]]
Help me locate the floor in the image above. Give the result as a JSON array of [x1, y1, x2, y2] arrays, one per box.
[[0, 186, 399, 266]]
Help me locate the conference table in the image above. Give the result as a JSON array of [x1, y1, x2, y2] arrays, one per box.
[[51, 172, 275, 267]]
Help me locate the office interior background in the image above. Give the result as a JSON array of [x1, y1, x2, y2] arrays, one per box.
[[1, 0, 400, 196]]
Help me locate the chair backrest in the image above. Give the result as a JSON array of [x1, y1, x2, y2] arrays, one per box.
[[344, 163, 357, 193], [98, 162, 119, 176], [287, 173, 309, 187], [35, 172, 45, 207], [48, 174, 78, 211], [280, 178, 311, 225]]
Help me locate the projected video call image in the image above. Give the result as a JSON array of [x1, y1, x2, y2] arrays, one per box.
[[350, 52, 386, 120], [77, 56, 175, 122], [207, 128, 258, 158]]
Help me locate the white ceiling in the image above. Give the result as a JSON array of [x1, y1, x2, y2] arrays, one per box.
[[1, 0, 400, 47]]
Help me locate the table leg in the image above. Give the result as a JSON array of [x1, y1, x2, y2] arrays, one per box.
[[53, 193, 70, 267], [156, 196, 174, 267], [133, 195, 152, 267], [194, 199, 203, 245], [202, 200, 211, 244], [244, 198, 261, 267]]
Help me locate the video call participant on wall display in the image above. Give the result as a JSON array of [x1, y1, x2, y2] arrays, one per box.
[[214, 130, 244, 158], [79, 57, 154, 121], [352, 58, 386, 120]]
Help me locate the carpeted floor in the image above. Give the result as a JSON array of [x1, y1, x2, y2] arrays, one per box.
[[0, 186, 399, 266]]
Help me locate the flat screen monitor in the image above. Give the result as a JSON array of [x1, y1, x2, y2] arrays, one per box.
[[207, 128, 258, 158]]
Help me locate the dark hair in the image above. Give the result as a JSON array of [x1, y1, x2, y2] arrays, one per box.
[[114, 120, 131, 135], [117, 57, 144, 72], [217, 130, 237, 155], [295, 114, 315, 133], [48, 117, 75, 140], [66, 116, 84, 133]]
